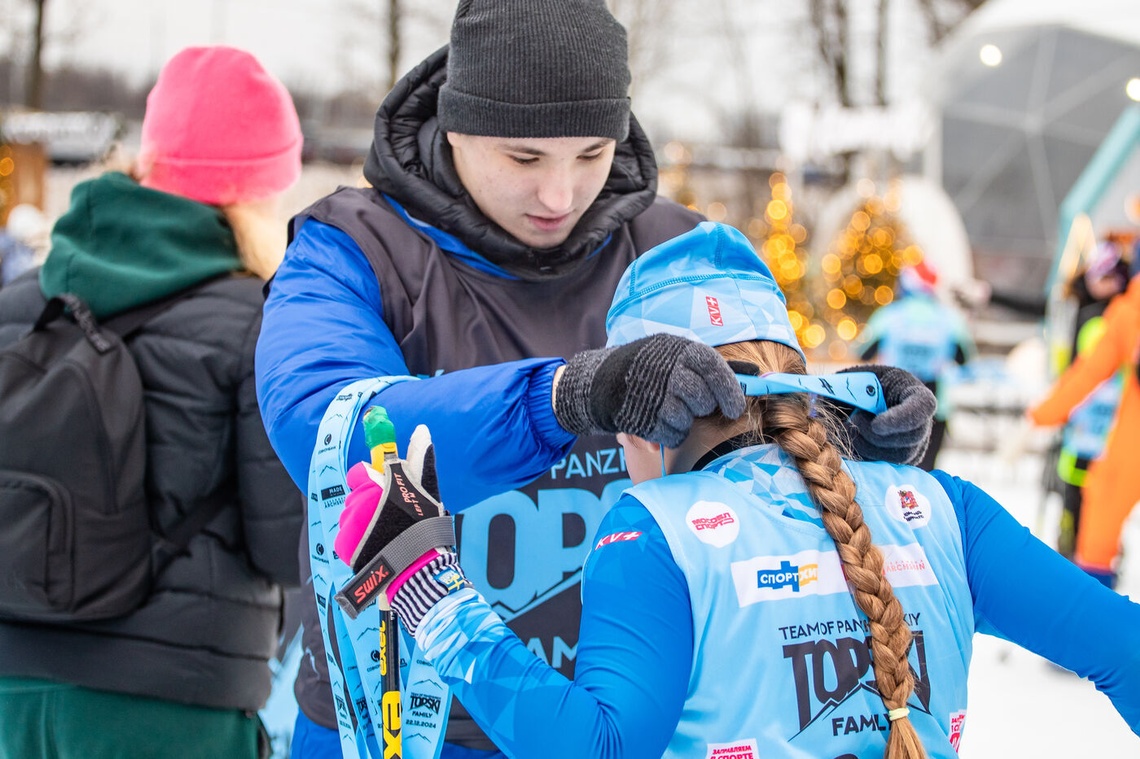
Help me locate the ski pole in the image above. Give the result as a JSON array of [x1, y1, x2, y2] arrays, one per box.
[[363, 406, 403, 759]]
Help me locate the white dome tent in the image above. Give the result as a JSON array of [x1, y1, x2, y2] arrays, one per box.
[[925, 0, 1140, 297]]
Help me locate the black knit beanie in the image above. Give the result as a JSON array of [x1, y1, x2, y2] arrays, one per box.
[[437, 0, 631, 141]]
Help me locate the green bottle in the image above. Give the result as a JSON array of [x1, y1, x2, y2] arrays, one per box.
[[362, 406, 398, 472]]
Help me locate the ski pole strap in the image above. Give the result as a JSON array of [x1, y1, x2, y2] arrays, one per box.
[[737, 371, 887, 415], [335, 516, 458, 619], [308, 375, 451, 759]]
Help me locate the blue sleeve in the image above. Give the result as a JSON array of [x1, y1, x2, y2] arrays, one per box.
[[418, 495, 692, 758], [254, 219, 574, 506], [932, 470, 1140, 734]]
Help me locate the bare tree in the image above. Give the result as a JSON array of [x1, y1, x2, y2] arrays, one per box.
[[809, 0, 852, 107], [25, 0, 46, 109], [385, 0, 401, 92], [2, 0, 98, 109], [337, 0, 452, 104], [915, 0, 988, 44], [810, 0, 990, 107], [607, 0, 680, 97], [875, 0, 889, 106]]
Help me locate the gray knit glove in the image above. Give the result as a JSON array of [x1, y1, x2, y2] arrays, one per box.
[[554, 333, 746, 448], [835, 364, 936, 466]]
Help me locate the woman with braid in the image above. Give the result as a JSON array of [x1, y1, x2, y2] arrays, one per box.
[[333, 223, 1140, 758]]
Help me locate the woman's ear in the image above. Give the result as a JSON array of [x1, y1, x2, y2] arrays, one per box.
[[623, 434, 661, 455]]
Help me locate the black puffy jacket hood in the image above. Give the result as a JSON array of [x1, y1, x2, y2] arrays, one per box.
[[362, 46, 659, 281]]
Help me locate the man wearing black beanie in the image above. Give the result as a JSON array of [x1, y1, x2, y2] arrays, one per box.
[[256, 1, 936, 756]]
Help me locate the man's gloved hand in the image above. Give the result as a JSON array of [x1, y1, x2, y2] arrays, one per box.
[[834, 365, 936, 466], [334, 424, 469, 633], [554, 333, 746, 448]]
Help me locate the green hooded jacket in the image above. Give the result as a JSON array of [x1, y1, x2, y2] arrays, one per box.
[[40, 171, 243, 318]]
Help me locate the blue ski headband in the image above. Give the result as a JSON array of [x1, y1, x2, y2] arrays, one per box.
[[607, 222, 885, 414], [738, 371, 886, 415]]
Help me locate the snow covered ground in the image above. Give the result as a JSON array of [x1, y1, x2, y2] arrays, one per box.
[[938, 353, 1139, 757], [938, 445, 1140, 758]]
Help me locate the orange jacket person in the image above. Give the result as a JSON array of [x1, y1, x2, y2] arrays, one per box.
[[1029, 272, 1140, 588]]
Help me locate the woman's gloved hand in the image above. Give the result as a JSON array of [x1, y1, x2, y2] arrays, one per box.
[[553, 333, 746, 448], [834, 364, 936, 466], [334, 424, 469, 634]]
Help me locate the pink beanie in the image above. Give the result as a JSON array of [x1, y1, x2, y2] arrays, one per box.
[[138, 46, 302, 206]]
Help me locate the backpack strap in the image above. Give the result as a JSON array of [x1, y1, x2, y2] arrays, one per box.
[[34, 294, 117, 352], [151, 483, 234, 574]]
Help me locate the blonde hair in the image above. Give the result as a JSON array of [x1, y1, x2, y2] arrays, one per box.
[[121, 155, 287, 281], [221, 201, 287, 280], [716, 340, 928, 759]]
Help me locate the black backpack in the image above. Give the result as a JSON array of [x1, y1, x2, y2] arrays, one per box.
[[0, 285, 226, 622]]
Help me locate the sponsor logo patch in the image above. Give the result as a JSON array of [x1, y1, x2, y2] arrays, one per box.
[[879, 543, 939, 588], [731, 549, 847, 605], [686, 501, 739, 547], [705, 739, 758, 759], [784, 627, 931, 734], [594, 530, 642, 549], [434, 567, 468, 592], [949, 710, 967, 751], [758, 560, 818, 592], [706, 295, 724, 326], [887, 485, 931, 527]]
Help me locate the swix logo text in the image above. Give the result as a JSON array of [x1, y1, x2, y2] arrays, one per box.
[[352, 564, 391, 603], [692, 512, 735, 531], [706, 295, 724, 326]]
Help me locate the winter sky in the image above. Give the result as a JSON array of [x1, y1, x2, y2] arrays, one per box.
[[5, 0, 1138, 144]]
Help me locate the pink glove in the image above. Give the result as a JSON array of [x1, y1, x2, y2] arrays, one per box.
[[332, 424, 469, 630], [334, 461, 383, 568], [337, 463, 440, 606]]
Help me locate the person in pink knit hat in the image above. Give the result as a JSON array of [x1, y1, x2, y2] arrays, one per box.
[[135, 43, 303, 279], [0, 45, 303, 758]]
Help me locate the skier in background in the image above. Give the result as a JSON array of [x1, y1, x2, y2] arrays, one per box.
[[1050, 238, 1131, 558], [1029, 249, 1140, 589], [856, 259, 975, 470]]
